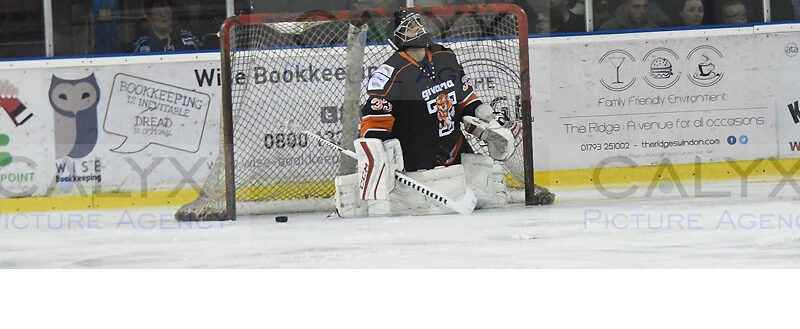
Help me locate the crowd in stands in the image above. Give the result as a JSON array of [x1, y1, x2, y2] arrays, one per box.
[[593, 0, 765, 31], [522, 0, 776, 33], [5, 0, 800, 59], [386, 0, 795, 34]]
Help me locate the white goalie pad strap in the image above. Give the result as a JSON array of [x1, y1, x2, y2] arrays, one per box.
[[462, 115, 515, 161], [354, 138, 402, 200], [383, 138, 404, 172]]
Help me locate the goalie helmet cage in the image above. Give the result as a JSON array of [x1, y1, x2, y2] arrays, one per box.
[[175, 4, 534, 221]]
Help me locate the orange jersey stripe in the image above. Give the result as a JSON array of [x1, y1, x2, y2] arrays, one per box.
[[360, 115, 395, 135], [431, 50, 455, 56], [398, 51, 420, 67], [457, 93, 479, 111]]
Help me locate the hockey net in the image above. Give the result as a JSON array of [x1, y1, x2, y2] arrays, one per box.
[[176, 4, 533, 221]]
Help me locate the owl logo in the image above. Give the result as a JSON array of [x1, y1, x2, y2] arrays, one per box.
[[49, 74, 100, 159]]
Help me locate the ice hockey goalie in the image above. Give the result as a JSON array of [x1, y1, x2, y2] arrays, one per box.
[[333, 10, 554, 217]]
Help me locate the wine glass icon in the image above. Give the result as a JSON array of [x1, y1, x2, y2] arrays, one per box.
[[608, 57, 626, 84]]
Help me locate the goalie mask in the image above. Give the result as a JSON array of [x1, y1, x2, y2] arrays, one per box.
[[388, 10, 432, 50]]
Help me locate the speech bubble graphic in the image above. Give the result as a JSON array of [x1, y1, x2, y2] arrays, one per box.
[[103, 73, 211, 154]]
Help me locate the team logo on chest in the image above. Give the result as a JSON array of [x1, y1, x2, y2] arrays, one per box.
[[427, 91, 457, 137]]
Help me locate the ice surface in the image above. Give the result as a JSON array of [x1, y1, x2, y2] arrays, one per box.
[[2, 180, 800, 268]]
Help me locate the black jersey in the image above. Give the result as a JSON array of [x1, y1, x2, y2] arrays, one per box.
[[360, 43, 483, 172], [132, 26, 201, 53]]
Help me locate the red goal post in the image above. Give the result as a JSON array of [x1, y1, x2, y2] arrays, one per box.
[[176, 4, 535, 221]]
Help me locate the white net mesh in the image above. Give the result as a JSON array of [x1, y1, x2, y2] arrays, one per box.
[[176, 6, 529, 221]]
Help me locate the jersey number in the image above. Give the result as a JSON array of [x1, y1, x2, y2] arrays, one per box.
[[370, 98, 393, 112], [427, 92, 456, 137]]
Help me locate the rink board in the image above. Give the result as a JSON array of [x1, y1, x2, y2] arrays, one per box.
[[2, 24, 800, 212]]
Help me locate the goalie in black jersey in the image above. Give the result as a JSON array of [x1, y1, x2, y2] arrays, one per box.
[[334, 10, 554, 217]]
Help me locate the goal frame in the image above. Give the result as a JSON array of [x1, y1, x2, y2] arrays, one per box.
[[216, 4, 535, 221]]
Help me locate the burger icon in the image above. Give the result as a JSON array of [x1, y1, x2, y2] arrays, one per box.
[[649, 57, 673, 79]]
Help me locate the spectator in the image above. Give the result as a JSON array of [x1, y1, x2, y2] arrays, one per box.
[[570, 0, 586, 15], [131, 0, 201, 53], [550, 0, 586, 32], [718, 0, 748, 24], [668, 0, 708, 26], [535, 13, 553, 34], [414, 0, 457, 6], [791, 0, 800, 20], [744, 0, 764, 22], [643, 1, 674, 26], [350, 0, 399, 11], [480, 0, 538, 36], [599, 0, 663, 30], [350, 0, 400, 43], [593, 0, 620, 30], [509, 0, 540, 35]]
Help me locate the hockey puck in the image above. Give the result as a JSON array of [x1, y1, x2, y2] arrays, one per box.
[[275, 216, 288, 223]]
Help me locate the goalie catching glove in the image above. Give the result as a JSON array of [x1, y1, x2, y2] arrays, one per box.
[[475, 103, 521, 138], [463, 104, 516, 161], [355, 138, 404, 200]]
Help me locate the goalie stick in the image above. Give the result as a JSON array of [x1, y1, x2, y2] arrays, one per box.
[[286, 121, 478, 215]]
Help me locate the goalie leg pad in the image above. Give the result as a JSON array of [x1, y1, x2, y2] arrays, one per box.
[[334, 173, 368, 218], [354, 138, 403, 200], [462, 153, 508, 209], [377, 165, 468, 216], [335, 165, 468, 217]]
